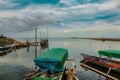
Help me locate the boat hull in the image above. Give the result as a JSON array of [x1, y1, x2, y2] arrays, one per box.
[[0, 46, 12, 51]]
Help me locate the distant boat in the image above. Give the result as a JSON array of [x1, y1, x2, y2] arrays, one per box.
[[40, 39, 48, 47], [0, 44, 15, 52], [0, 46, 11, 51]]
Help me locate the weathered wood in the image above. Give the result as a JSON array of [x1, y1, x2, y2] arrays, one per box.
[[24, 68, 40, 77], [23, 69, 49, 80], [80, 62, 119, 80]]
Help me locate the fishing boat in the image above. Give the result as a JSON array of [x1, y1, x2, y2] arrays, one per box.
[[0, 44, 15, 53], [40, 39, 48, 47], [80, 50, 120, 80], [24, 48, 78, 80], [0, 45, 12, 51], [0, 43, 18, 56]]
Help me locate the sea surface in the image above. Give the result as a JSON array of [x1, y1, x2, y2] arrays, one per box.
[[0, 38, 120, 80]]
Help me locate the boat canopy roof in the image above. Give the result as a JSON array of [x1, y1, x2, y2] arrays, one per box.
[[34, 48, 68, 73], [98, 50, 120, 59]]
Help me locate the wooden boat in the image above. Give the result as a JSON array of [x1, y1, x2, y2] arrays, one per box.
[[0, 43, 18, 56], [0, 44, 15, 53], [34, 48, 68, 73], [0, 45, 12, 51], [80, 53, 120, 70], [24, 59, 78, 80], [24, 48, 78, 80], [80, 50, 120, 80], [40, 39, 48, 47]]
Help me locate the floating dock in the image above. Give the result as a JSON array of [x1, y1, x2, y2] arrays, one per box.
[[80, 60, 120, 80]]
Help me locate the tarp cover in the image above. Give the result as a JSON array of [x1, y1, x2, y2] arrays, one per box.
[[98, 50, 120, 59], [34, 48, 68, 73]]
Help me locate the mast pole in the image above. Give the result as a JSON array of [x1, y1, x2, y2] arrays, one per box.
[[47, 27, 49, 50], [35, 28, 37, 70]]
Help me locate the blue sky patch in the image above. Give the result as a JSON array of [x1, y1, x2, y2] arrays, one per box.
[[95, 13, 118, 20], [32, 0, 60, 4], [76, 0, 107, 4]]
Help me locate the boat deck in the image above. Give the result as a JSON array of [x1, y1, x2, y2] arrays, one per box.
[[80, 60, 120, 80]]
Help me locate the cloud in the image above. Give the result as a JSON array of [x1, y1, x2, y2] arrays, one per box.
[[59, 0, 107, 7], [60, 0, 120, 22], [0, 0, 120, 38], [0, 13, 55, 33], [0, 0, 30, 10], [0, 0, 60, 10]]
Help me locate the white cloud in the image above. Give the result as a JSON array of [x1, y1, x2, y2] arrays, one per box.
[[61, 0, 120, 15], [0, 0, 11, 5], [98, 0, 120, 11], [0, 0, 120, 37], [0, 0, 20, 9]]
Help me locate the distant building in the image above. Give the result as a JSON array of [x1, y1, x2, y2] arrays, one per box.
[[0, 34, 6, 38]]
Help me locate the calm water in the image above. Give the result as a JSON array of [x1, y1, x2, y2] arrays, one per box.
[[0, 38, 120, 80]]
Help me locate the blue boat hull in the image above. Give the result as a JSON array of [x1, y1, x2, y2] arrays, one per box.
[[0, 46, 12, 51]]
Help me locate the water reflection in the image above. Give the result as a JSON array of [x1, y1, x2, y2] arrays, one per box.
[[27, 46, 29, 52], [0, 64, 30, 80]]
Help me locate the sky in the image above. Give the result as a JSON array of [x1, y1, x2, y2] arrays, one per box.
[[0, 0, 120, 38]]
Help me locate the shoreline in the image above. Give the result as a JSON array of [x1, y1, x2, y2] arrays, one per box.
[[70, 37, 120, 41]]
